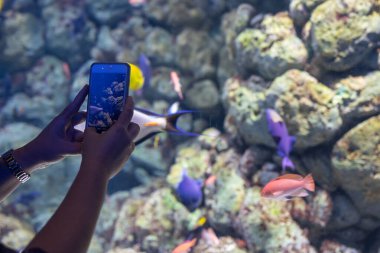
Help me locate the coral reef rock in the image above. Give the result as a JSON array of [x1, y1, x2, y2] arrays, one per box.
[[134, 188, 196, 253], [0, 123, 41, 152], [206, 150, 246, 233], [0, 13, 44, 73], [319, 240, 361, 253], [310, 0, 380, 71], [193, 236, 247, 253], [328, 192, 361, 230], [234, 187, 316, 252], [289, 0, 327, 27], [175, 29, 219, 79], [43, 3, 97, 69], [0, 213, 35, 250], [223, 70, 341, 149], [143, 0, 207, 30], [185, 80, 221, 112], [332, 115, 380, 219], [235, 12, 308, 79], [85, 0, 132, 26]]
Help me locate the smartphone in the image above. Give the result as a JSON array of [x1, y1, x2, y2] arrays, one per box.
[[87, 63, 130, 132]]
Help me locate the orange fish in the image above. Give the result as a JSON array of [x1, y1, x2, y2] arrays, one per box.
[[62, 63, 71, 80], [129, 0, 146, 7], [261, 174, 315, 200], [234, 239, 247, 249], [172, 238, 197, 253], [204, 175, 217, 186], [170, 71, 184, 100]]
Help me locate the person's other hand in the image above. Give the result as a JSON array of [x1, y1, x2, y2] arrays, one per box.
[[81, 96, 140, 179], [15, 85, 89, 172]]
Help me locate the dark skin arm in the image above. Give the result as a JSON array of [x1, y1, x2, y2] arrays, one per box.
[[25, 96, 139, 253], [0, 86, 88, 202]]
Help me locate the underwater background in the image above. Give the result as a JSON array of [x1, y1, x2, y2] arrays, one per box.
[[0, 0, 380, 252]]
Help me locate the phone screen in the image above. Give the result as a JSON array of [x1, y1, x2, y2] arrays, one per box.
[[87, 63, 130, 132]]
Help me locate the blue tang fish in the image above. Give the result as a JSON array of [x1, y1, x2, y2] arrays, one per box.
[[266, 109, 296, 172], [176, 170, 203, 212]]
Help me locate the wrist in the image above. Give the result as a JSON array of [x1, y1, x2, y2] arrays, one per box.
[[13, 145, 47, 174], [79, 160, 110, 182]]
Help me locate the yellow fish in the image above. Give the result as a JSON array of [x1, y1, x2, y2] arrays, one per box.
[[0, 0, 4, 12], [129, 63, 144, 91], [196, 216, 207, 227]]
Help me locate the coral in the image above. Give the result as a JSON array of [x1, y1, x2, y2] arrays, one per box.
[[167, 146, 210, 187], [310, 0, 380, 71], [221, 4, 255, 51], [1, 0, 380, 251], [333, 71, 380, 121], [143, 0, 208, 30], [85, 0, 132, 26], [234, 187, 316, 252], [42, 3, 97, 69], [289, 0, 327, 27], [0, 123, 40, 152], [134, 188, 197, 253], [175, 29, 219, 79], [234, 13, 308, 79], [193, 236, 247, 253], [144, 28, 175, 65], [223, 70, 342, 150], [0, 213, 35, 250], [332, 115, 380, 219], [319, 240, 361, 253], [328, 192, 361, 230], [145, 67, 180, 100], [289, 189, 333, 228], [185, 80, 221, 111], [0, 13, 44, 73], [206, 150, 245, 232]]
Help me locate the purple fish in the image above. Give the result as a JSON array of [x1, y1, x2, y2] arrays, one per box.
[[266, 109, 296, 172], [138, 53, 151, 89], [176, 170, 203, 212]]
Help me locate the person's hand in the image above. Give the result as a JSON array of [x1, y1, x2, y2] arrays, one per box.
[[81, 96, 140, 179], [14, 85, 89, 172]]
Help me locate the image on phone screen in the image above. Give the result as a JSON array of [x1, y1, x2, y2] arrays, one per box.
[[87, 63, 130, 132]]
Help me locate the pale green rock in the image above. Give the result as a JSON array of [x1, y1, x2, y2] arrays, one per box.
[[85, 0, 132, 26], [167, 146, 210, 188], [175, 29, 219, 79], [223, 70, 342, 149], [310, 0, 380, 71], [0, 123, 40, 152], [206, 150, 245, 232], [333, 71, 380, 121], [143, 0, 207, 29], [193, 236, 248, 253], [185, 80, 221, 111], [332, 115, 380, 219], [235, 13, 308, 79], [0, 13, 44, 72], [290, 0, 327, 27], [320, 240, 361, 253], [134, 188, 198, 253], [0, 213, 35, 250], [235, 188, 316, 252]]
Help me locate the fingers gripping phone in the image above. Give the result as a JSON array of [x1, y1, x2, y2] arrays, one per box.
[[87, 63, 131, 132]]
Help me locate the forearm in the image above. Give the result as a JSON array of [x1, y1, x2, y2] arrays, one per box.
[[25, 162, 108, 253], [0, 146, 44, 201]]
